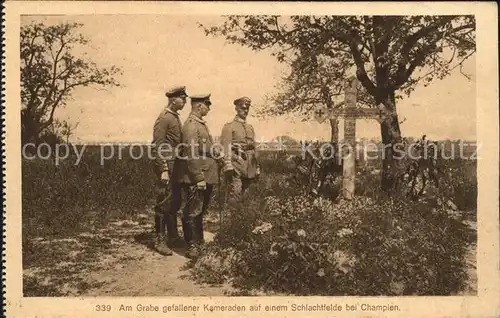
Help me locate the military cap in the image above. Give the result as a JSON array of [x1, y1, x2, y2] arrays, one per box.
[[190, 94, 212, 105], [165, 86, 188, 98], [234, 96, 252, 105]]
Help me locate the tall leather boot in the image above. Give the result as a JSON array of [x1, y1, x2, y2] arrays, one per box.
[[182, 217, 194, 245], [154, 213, 163, 234], [181, 217, 189, 240], [154, 212, 172, 256], [194, 215, 205, 245], [166, 214, 184, 248], [183, 217, 198, 259]]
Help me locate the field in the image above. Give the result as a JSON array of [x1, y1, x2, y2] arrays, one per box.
[[22, 145, 477, 296]]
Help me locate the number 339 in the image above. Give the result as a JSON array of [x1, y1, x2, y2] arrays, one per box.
[[96, 305, 112, 311]]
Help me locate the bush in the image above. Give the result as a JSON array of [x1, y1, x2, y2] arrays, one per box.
[[188, 162, 475, 296], [356, 158, 477, 212], [22, 146, 157, 265], [443, 159, 477, 211], [22, 145, 476, 295]]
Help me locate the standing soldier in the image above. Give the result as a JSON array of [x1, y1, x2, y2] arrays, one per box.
[[176, 94, 218, 258], [220, 96, 260, 202], [151, 86, 187, 256]]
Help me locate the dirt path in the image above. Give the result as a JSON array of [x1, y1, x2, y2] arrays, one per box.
[[83, 218, 233, 297], [23, 211, 233, 297], [23, 210, 477, 297]]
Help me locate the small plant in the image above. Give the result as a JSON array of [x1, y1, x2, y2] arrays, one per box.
[[22, 147, 477, 296], [188, 158, 475, 296]]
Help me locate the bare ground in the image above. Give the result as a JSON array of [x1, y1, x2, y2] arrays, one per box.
[[23, 211, 235, 297], [23, 210, 477, 297]]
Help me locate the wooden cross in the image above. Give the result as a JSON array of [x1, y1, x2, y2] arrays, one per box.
[[333, 76, 391, 199], [314, 107, 327, 124]]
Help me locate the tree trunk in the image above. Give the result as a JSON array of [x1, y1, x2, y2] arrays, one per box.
[[379, 92, 402, 192], [329, 117, 341, 165], [329, 118, 339, 143], [21, 109, 39, 145]]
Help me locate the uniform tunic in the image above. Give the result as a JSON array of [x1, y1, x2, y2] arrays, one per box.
[[220, 116, 260, 179], [151, 107, 183, 221], [176, 114, 219, 185], [152, 108, 182, 174]]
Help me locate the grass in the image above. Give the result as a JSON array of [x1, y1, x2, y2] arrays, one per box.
[[22, 144, 477, 296]]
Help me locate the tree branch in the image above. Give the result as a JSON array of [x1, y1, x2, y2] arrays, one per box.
[[400, 16, 456, 56], [26, 33, 41, 70], [393, 38, 443, 89], [349, 41, 378, 97], [449, 50, 475, 79], [40, 35, 67, 116], [36, 77, 67, 134]]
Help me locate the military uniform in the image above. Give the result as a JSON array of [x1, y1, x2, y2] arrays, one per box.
[[151, 86, 187, 255], [220, 97, 260, 199], [176, 94, 218, 256]]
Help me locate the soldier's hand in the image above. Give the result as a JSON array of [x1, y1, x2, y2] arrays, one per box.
[[224, 169, 235, 181], [255, 167, 261, 180], [160, 171, 170, 185], [196, 180, 207, 190]]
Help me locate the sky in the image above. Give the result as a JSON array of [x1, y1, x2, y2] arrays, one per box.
[[22, 15, 476, 143]]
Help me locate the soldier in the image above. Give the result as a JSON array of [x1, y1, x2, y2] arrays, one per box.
[[151, 86, 187, 256], [176, 94, 218, 258], [220, 96, 260, 202]]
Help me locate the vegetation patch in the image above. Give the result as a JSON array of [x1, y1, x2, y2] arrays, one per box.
[[187, 157, 476, 296]]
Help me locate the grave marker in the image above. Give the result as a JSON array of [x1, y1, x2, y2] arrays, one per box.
[[314, 105, 328, 124], [314, 76, 391, 199]]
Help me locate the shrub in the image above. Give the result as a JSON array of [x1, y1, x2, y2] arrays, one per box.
[[22, 145, 476, 295], [355, 158, 477, 212], [443, 159, 477, 211], [22, 146, 157, 244], [189, 166, 475, 296]]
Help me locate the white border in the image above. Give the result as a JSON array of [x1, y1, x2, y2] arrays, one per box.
[[3, 2, 499, 317]]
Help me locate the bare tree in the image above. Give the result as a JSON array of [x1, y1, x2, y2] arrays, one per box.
[[21, 22, 122, 144]]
